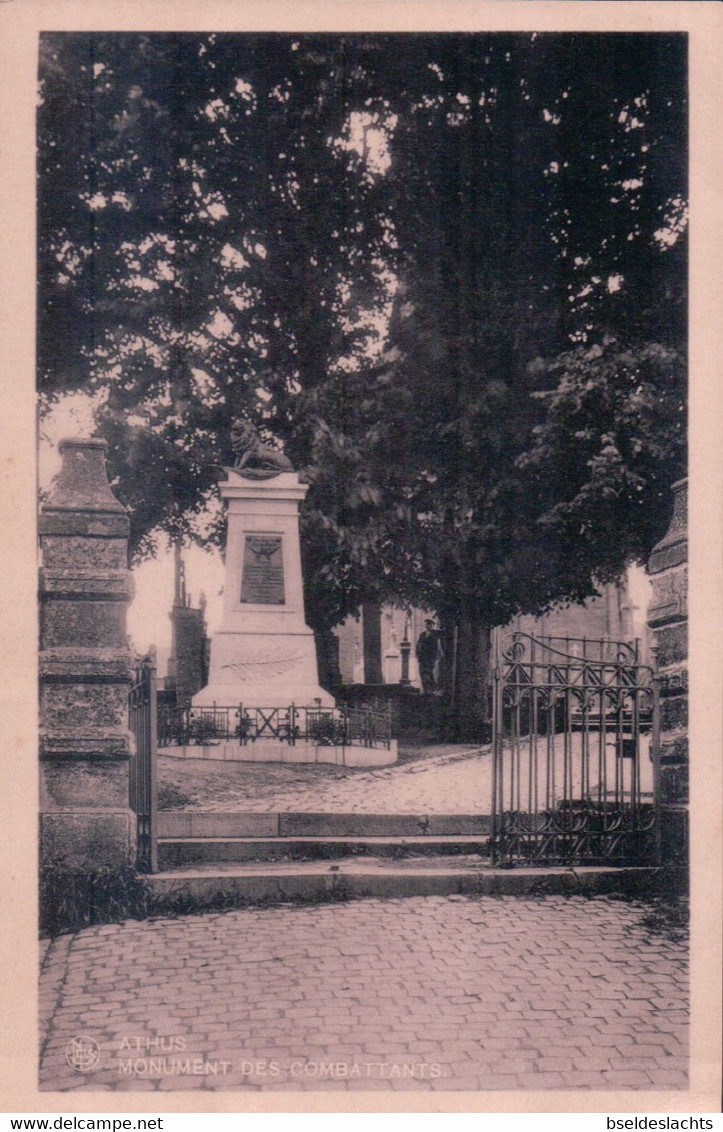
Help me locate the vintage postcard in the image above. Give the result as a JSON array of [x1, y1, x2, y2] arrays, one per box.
[[1, 0, 721, 1117]]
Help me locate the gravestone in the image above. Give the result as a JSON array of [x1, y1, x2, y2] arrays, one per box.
[[193, 462, 333, 709], [39, 438, 134, 867]]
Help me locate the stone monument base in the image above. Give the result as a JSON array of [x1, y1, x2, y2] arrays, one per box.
[[159, 739, 398, 767], [192, 630, 334, 709]]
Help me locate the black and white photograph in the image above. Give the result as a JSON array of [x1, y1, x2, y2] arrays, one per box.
[[1, 0, 721, 1117]]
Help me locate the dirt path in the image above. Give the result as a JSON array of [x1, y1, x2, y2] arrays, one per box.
[[159, 744, 489, 813], [159, 732, 653, 815]]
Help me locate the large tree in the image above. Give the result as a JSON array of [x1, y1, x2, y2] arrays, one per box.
[[299, 35, 686, 732], [38, 34, 687, 732], [39, 33, 393, 555]]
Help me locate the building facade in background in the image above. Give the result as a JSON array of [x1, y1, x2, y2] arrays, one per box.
[[159, 564, 648, 700], [156, 547, 210, 710], [333, 572, 649, 692]]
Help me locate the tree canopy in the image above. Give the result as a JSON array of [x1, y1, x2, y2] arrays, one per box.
[[325, 33, 687, 633], [38, 32, 687, 650]]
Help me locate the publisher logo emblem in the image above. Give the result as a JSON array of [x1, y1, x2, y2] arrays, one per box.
[[65, 1035, 101, 1073]]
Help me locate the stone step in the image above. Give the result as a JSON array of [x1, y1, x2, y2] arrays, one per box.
[[158, 811, 491, 839], [157, 835, 490, 868], [146, 858, 668, 908]]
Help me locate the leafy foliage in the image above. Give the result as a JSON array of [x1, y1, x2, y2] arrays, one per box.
[[39, 34, 393, 560], [356, 33, 686, 629], [39, 854, 152, 937], [519, 337, 685, 577], [38, 33, 687, 652]]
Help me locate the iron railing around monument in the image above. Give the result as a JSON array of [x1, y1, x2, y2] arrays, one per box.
[[490, 632, 659, 868], [158, 702, 392, 751]]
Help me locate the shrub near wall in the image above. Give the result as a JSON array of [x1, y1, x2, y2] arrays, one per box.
[[39, 854, 152, 937]]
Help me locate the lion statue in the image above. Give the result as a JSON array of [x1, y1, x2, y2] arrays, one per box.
[[229, 418, 294, 478]]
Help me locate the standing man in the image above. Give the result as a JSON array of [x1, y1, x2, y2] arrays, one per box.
[[415, 619, 443, 694]]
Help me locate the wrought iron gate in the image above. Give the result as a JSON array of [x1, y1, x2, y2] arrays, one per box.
[[490, 633, 659, 867], [128, 650, 158, 872]]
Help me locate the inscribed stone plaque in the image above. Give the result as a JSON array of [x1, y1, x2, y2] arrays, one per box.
[[240, 535, 285, 604]]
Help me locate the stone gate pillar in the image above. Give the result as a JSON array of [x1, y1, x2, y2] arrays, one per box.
[[647, 477, 688, 865], [39, 438, 134, 868]]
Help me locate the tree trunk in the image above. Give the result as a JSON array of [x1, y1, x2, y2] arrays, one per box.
[[445, 611, 492, 743], [314, 630, 341, 696]]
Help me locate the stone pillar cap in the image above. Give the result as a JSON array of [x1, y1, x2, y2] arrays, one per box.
[[648, 477, 687, 575], [43, 436, 126, 513], [58, 436, 109, 451]]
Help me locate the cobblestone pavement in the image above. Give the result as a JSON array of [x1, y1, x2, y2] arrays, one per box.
[[39, 894, 688, 1093]]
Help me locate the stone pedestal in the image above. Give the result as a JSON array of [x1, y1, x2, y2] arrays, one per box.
[[384, 647, 401, 684], [647, 477, 688, 865], [193, 469, 334, 708], [39, 438, 134, 868]]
